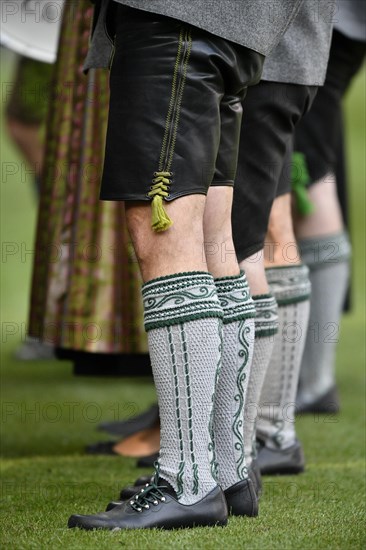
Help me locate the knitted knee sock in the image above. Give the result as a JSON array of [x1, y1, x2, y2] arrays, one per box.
[[243, 294, 278, 467], [143, 271, 223, 505], [257, 265, 311, 449], [297, 232, 351, 405], [213, 272, 256, 490]]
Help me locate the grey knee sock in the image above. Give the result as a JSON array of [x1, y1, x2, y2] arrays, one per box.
[[143, 271, 223, 505], [214, 272, 256, 490], [297, 231, 351, 405], [244, 294, 278, 467], [257, 265, 311, 449]]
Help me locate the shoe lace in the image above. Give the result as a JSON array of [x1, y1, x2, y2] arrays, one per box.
[[129, 463, 168, 513]]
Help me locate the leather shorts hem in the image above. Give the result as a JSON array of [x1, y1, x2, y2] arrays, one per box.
[[211, 181, 235, 187], [236, 243, 264, 264], [100, 189, 208, 202]]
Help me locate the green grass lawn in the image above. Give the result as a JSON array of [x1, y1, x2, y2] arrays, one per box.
[[1, 49, 365, 549]]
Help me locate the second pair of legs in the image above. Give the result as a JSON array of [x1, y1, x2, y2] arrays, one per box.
[[69, 186, 261, 530]]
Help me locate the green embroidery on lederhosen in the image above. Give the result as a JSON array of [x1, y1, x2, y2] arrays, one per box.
[[148, 28, 193, 232]]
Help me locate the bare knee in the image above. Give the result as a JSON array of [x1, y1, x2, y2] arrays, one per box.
[[294, 174, 344, 239], [125, 196, 207, 281], [264, 193, 300, 267], [203, 186, 239, 277], [240, 251, 269, 295]]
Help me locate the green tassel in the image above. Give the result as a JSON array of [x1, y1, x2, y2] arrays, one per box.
[[151, 195, 173, 232], [291, 152, 314, 216]]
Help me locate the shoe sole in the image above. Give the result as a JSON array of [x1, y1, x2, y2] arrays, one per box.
[[260, 464, 305, 476]]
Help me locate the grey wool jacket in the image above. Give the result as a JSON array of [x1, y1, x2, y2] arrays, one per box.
[[84, 0, 304, 71], [262, 0, 336, 85]]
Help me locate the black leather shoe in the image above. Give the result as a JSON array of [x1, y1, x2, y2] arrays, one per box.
[[85, 441, 119, 455], [249, 460, 262, 498], [256, 438, 305, 475], [107, 475, 258, 517], [296, 386, 340, 414], [106, 499, 124, 512], [224, 478, 258, 517], [137, 452, 159, 468], [98, 404, 159, 437], [68, 479, 228, 530]]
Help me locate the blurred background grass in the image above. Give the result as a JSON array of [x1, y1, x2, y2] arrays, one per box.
[[0, 48, 365, 549]]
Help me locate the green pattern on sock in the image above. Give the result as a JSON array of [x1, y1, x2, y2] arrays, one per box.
[[299, 231, 351, 267], [168, 326, 185, 498], [253, 294, 279, 337], [208, 322, 223, 482], [143, 272, 223, 330], [233, 320, 251, 479], [146, 271, 221, 504], [266, 265, 311, 306], [215, 271, 256, 324], [180, 324, 199, 495], [214, 271, 255, 489]]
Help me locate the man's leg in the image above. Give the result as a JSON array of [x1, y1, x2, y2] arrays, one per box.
[[69, 194, 229, 530], [68, 4, 265, 529], [231, 82, 315, 476], [204, 187, 258, 516], [105, 187, 260, 517], [125, 195, 225, 505], [291, 31, 365, 413], [254, 192, 311, 474], [295, 174, 351, 411], [126, 196, 207, 280], [239, 253, 278, 472]]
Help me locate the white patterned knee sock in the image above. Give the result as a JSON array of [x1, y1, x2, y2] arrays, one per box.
[[297, 232, 351, 405], [243, 294, 278, 467], [143, 271, 223, 505], [257, 265, 311, 449], [213, 272, 256, 490]]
